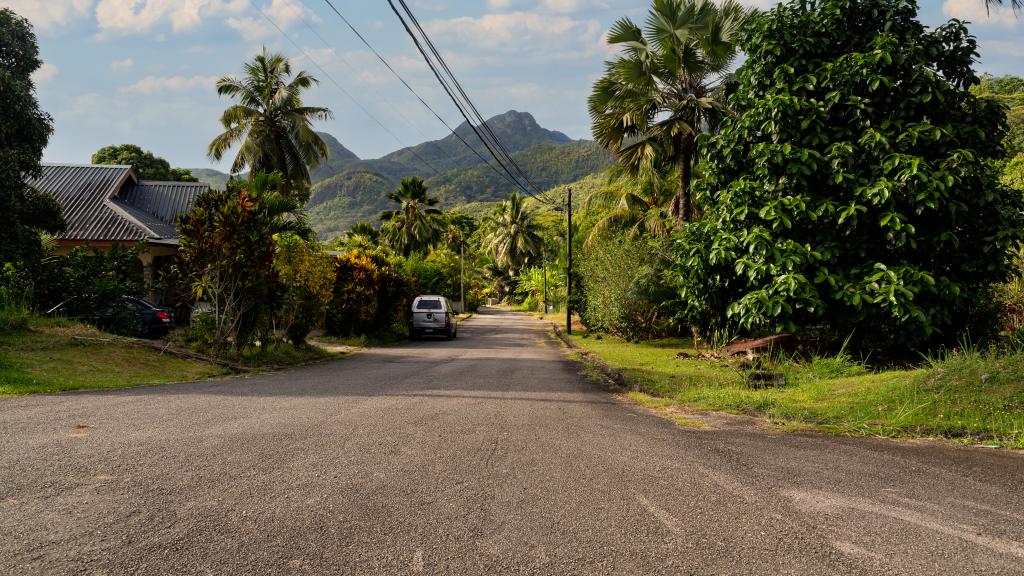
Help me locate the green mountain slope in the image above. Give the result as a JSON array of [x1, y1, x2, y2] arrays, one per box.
[[308, 140, 614, 239]]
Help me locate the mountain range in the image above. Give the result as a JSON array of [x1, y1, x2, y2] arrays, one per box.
[[191, 111, 614, 239]]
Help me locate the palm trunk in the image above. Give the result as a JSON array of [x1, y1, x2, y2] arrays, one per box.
[[677, 133, 696, 225]]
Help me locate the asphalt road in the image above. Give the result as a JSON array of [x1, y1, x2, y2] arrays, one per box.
[[2, 308, 1023, 575]]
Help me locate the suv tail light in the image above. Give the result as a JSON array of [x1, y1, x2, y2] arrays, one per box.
[[156, 310, 171, 321], [444, 313, 451, 328]]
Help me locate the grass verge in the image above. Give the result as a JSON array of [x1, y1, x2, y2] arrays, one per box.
[[569, 333, 1024, 448], [0, 318, 231, 396]]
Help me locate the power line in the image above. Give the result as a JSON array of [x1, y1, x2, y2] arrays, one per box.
[[260, 10, 442, 177], [318, 0, 534, 197], [386, 0, 557, 207], [395, 0, 541, 196]]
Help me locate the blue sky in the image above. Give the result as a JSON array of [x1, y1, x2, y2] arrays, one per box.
[[3, 0, 1022, 172]]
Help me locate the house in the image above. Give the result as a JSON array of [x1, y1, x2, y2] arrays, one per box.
[[26, 163, 210, 303]]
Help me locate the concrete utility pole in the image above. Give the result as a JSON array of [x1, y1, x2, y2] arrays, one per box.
[[460, 238, 465, 313], [566, 187, 573, 335], [543, 254, 548, 313]]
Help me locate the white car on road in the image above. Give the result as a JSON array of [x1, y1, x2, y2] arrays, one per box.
[[410, 295, 458, 340]]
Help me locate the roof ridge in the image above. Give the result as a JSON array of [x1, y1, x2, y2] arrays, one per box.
[[41, 162, 133, 169]]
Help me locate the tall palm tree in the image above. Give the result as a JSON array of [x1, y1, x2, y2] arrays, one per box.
[[481, 192, 544, 274], [589, 0, 753, 224], [208, 47, 332, 202], [986, 0, 1022, 9], [379, 177, 443, 258], [584, 167, 677, 249]]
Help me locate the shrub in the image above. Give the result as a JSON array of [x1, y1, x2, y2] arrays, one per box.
[[325, 248, 414, 337], [579, 234, 673, 341], [274, 233, 334, 346]]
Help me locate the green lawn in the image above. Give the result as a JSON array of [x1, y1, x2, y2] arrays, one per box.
[[0, 320, 230, 396], [570, 334, 1024, 448]]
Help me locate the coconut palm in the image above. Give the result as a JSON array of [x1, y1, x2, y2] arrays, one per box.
[[379, 177, 443, 258], [208, 47, 332, 202], [589, 0, 754, 224], [481, 192, 544, 274], [584, 167, 677, 249], [986, 0, 1022, 9]]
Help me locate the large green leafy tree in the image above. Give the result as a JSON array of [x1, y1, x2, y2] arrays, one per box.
[[974, 74, 1023, 157], [672, 0, 1024, 352], [92, 144, 197, 181], [588, 0, 753, 224], [481, 192, 544, 275], [0, 8, 64, 277], [208, 48, 332, 203], [379, 177, 443, 258]]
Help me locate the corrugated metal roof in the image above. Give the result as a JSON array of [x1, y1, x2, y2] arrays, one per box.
[[26, 164, 208, 242], [116, 181, 208, 239]]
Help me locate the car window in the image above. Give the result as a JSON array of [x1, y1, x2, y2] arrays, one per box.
[[416, 299, 442, 310]]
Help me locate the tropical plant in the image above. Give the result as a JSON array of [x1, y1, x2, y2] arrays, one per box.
[[985, 0, 1022, 9], [379, 177, 443, 258], [0, 8, 65, 277], [588, 0, 754, 224], [274, 232, 335, 346], [481, 192, 544, 274], [208, 48, 332, 202], [178, 173, 305, 351], [325, 248, 414, 337], [583, 167, 676, 248], [672, 0, 1024, 353]]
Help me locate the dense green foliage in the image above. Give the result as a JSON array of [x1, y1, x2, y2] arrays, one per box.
[[325, 248, 414, 337], [589, 0, 753, 223], [208, 48, 332, 202], [672, 0, 1023, 352], [274, 233, 335, 345], [481, 192, 545, 274], [92, 144, 197, 181], [0, 9, 64, 280], [177, 173, 304, 350], [579, 234, 674, 341], [974, 74, 1023, 157], [36, 243, 144, 314], [379, 177, 444, 258]]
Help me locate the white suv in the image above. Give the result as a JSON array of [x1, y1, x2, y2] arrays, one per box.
[[410, 295, 458, 340]]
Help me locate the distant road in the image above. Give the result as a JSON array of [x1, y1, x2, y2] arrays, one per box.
[[2, 308, 1023, 575]]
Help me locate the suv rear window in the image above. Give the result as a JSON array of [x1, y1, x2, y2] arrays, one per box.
[[416, 299, 443, 310]]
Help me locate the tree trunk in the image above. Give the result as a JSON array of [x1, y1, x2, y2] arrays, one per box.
[[677, 133, 696, 225]]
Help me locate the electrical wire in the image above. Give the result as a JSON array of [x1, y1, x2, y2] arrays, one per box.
[[260, 10, 442, 177], [387, 0, 558, 207], [319, 0, 535, 197]]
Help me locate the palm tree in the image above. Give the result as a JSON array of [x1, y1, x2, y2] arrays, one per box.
[[584, 167, 677, 249], [589, 0, 753, 224], [208, 47, 332, 202], [481, 192, 544, 274], [986, 0, 1022, 9], [378, 177, 443, 258]]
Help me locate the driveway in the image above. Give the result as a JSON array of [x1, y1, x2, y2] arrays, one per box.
[[1, 308, 1023, 575]]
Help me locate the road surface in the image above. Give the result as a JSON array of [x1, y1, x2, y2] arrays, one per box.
[[2, 308, 1023, 575]]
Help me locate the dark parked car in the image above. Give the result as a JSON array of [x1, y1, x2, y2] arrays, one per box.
[[45, 295, 175, 338]]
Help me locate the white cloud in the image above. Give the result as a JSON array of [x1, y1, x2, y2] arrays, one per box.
[[32, 62, 59, 84], [120, 74, 219, 94], [943, 0, 1018, 29], [226, 0, 316, 42], [543, 0, 584, 13], [95, 0, 250, 34], [110, 58, 134, 71], [488, 0, 512, 8], [422, 12, 606, 61], [0, 0, 93, 32]]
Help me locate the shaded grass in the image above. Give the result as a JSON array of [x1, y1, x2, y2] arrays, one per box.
[[0, 318, 230, 396], [571, 334, 1024, 448]]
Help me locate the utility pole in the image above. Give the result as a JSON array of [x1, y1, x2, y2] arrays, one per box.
[[459, 238, 465, 313], [566, 187, 573, 335], [543, 254, 548, 313]]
